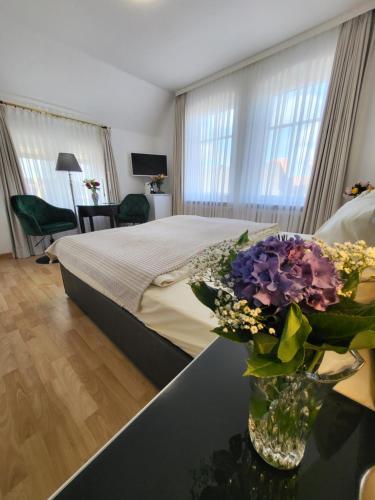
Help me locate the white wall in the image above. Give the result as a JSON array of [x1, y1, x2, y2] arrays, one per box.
[[112, 101, 175, 198], [112, 129, 164, 198], [0, 16, 174, 254]]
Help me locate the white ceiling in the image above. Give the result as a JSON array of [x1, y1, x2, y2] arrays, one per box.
[[0, 0, 367, 91]]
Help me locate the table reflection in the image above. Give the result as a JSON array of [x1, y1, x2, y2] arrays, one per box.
[[190, 393, 366, 500], [190, 432, 298, 500]]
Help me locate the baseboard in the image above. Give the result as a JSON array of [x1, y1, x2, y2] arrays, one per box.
[[0, 252, 13, 259]]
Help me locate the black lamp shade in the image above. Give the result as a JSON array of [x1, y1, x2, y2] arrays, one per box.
[[56, 153, 82, 172]]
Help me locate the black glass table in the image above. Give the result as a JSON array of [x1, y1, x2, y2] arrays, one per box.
[[53, 338, 375, 500], [77, 203, 119, 232]]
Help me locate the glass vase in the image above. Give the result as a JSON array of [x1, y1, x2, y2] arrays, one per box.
[[91, 191, 99, 205], [248, 350, 364, 470]]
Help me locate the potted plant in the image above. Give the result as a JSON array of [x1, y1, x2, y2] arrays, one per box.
[[344, 181, 373, 198], [190, 233, 375, 470], [83, 179, 101, 205], [150, 174, 165, 193]]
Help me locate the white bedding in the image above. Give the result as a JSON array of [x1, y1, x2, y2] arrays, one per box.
[[139, 279, 217, 357], [48, 215, 277, 314], [314, 189, 375, 244], [53, 219, 374, 410]]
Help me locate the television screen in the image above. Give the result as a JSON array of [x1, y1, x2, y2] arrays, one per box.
[[131, 153, 168, 176]]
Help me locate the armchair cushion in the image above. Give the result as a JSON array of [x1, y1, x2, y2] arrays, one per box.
[[41, 221, 77, 234], [118, 194, 150, 224], [11, 195, 77, 237], [117, 214, 148, 224]]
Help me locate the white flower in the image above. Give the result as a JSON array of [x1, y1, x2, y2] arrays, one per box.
[[317, 239, 375, 277]]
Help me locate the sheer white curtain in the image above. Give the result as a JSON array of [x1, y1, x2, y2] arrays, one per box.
[[184, 29, 339, 231], [5, 107, 108, 212]]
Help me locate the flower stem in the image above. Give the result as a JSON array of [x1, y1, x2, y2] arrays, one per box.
[[306, 351, 324, 373]]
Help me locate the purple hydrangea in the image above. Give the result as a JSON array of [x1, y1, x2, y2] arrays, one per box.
[[230, 236, 341, 311]]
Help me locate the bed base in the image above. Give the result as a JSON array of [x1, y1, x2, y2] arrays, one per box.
[[60, 265, 193, 389]]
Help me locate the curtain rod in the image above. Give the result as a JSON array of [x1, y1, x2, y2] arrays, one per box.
[[176, 0, 375, 96], [0, 99, 108, 129]]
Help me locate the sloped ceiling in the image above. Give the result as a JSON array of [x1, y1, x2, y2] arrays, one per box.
[[0, 0, 366, 91]]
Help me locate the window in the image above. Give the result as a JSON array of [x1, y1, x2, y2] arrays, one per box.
[[185, 88, 234, 201], [200, 109, 234, 197], [183, 28, 339, 230], [259, 81, 329, 206], [5, 106, 107, 211]]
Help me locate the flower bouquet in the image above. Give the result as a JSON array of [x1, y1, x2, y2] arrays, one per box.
[[344, 181, 373, 198], [150, 173, 165, 193], [84, 178, 101, 205], [190, 233, 375, 469]]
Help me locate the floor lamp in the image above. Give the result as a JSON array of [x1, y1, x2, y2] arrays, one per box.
[[56, 153, 82, 218]]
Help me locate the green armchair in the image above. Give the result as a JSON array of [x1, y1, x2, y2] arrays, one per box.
[[11, 195, 77, 263], [117, 194, 150, 225]]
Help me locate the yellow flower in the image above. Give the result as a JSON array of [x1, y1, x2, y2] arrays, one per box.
[[352, 187, 359, 195]]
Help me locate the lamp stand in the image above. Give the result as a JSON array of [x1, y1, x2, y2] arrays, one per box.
[[68, 171, 77, 217]]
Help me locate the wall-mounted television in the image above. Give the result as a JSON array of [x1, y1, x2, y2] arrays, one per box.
[[131, 153, 168, 176]]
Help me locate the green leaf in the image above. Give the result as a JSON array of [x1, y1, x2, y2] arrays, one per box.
[[244, 348, 305, 377], [330, 297, 375, 317], [341, 270, 360, 298], [223, 248, 238, 268], [190, 282, 218, 312], [236, 230, 249, 246], [250, 395, 270, 420], [253, 332, 278, 354], [212, 326, 251, 343], [306, 329, 375, 353], [349, 330, 375, 350], [308, 313, 375, 344], [305, 342, 348, 354], [277, 304, 312, 363]]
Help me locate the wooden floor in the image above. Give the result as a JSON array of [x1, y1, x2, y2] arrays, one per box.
[[0, 255, 158, 500]]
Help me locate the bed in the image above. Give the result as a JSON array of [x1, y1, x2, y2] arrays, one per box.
[[50, 213, 375, 411], [49, 215, 277, 387]]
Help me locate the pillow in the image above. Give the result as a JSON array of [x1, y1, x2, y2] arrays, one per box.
[[314, 189, 375, 245]]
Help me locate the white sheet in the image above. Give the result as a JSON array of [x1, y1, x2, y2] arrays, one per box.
[[139, 279, 217, 357]]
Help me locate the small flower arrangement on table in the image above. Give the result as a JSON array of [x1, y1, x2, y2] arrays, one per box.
[[344, 181, 373, 197], [83, 178, 101, 205], [189, 233, 375, 469], [150, 174, 165, 193], [83, 179, 100, 192]]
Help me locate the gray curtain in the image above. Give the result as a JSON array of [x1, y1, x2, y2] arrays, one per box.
[[345, 16, 375, 186], [300, 11, 374, 234], [102, 127, 120, 203], [0, 104, 33, 258], [172, 94, 186, 215]]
